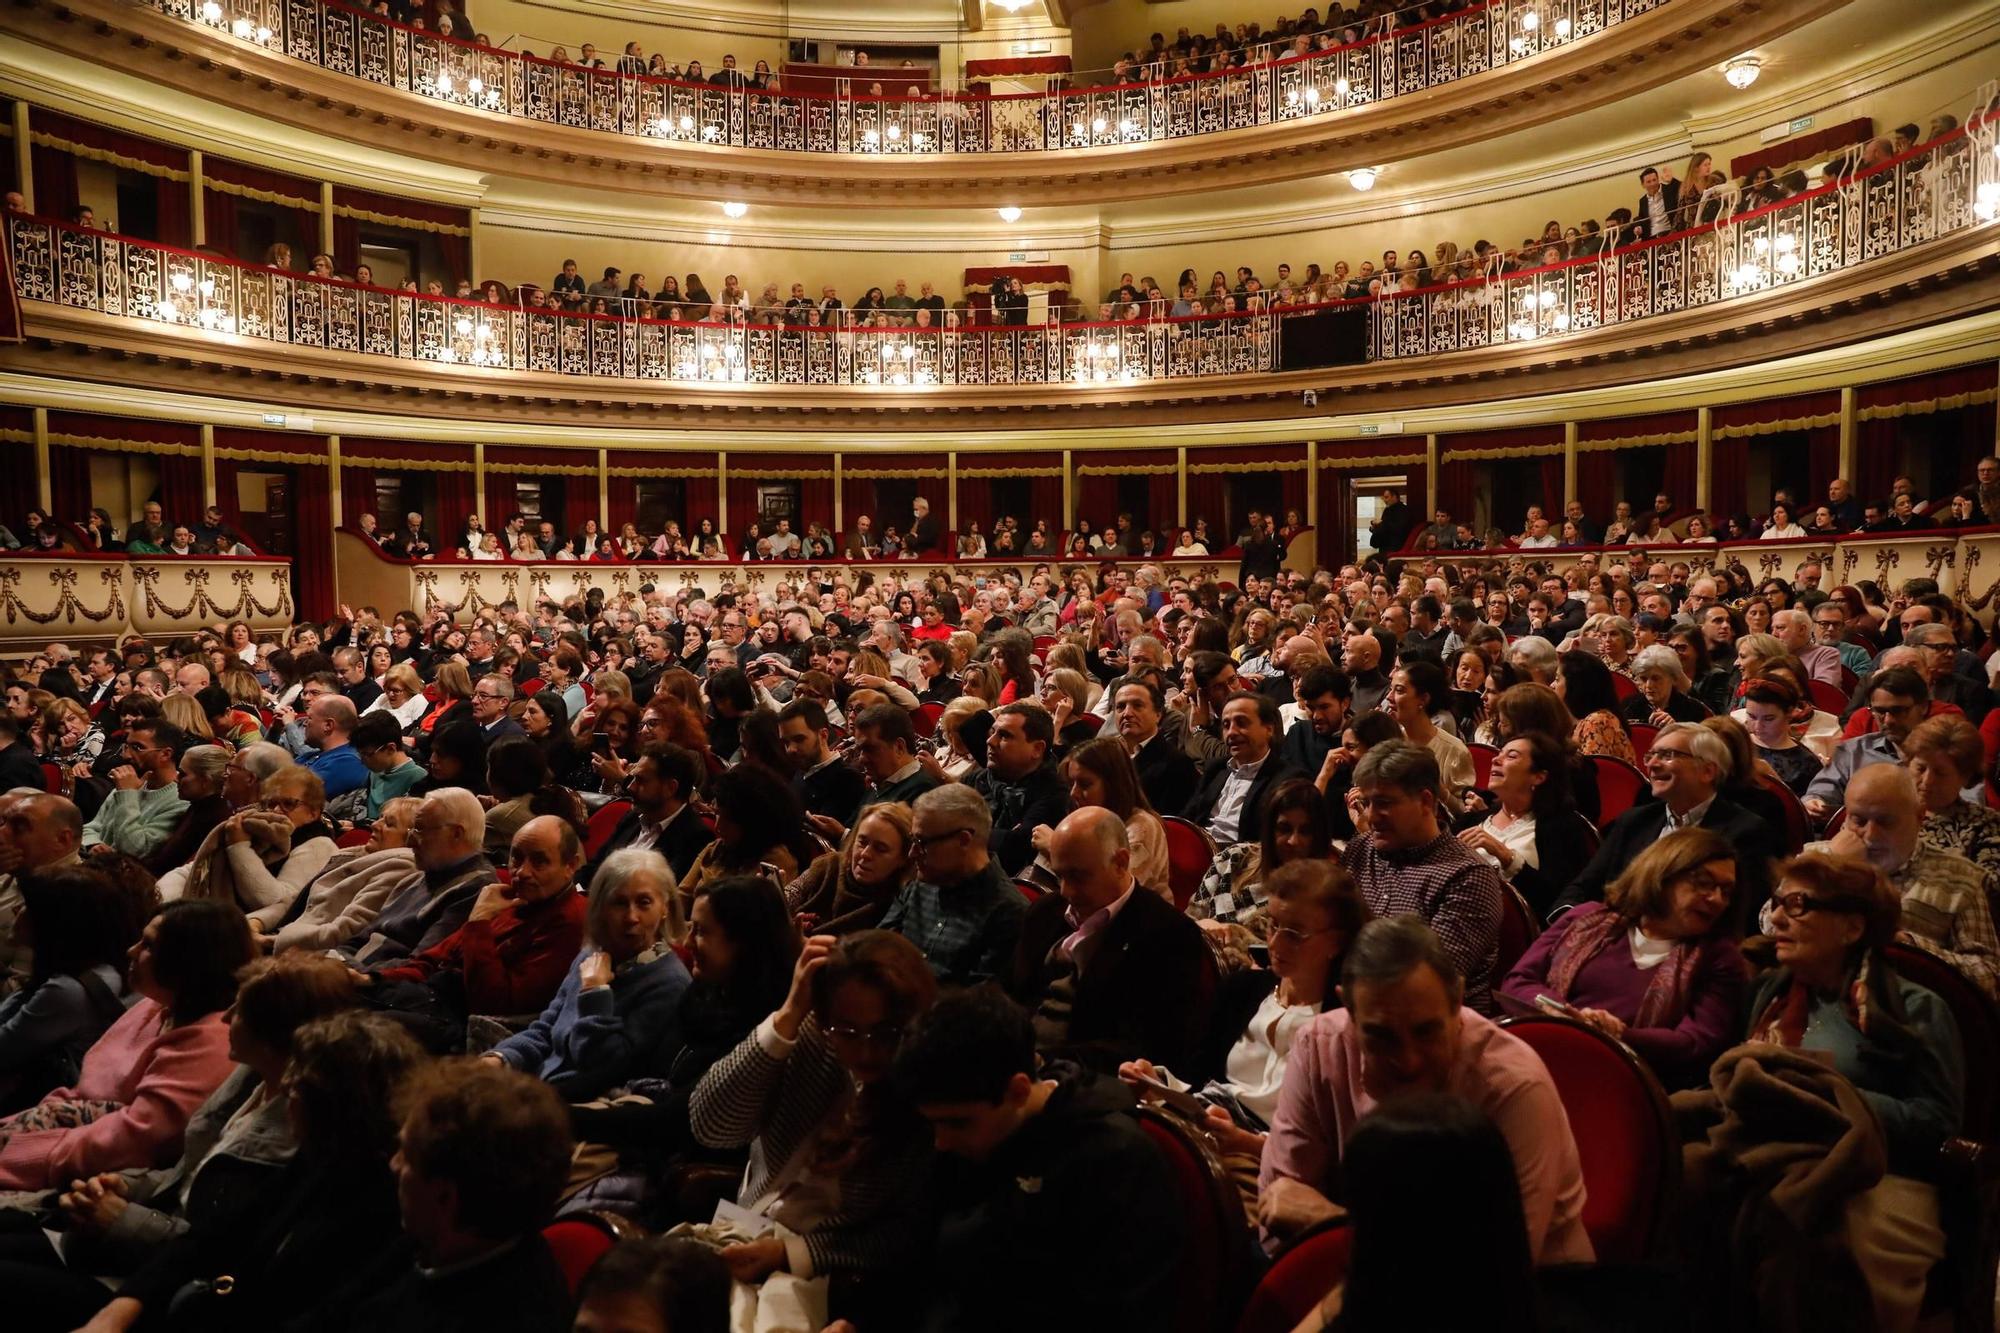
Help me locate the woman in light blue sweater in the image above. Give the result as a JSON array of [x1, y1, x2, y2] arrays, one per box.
[[489, 848, 691, 1101], [0, 866, 146, 1112]]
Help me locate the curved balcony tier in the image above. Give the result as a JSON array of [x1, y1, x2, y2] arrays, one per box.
[[7, 120, 1997, 423], [0, 0, 1845, 204]]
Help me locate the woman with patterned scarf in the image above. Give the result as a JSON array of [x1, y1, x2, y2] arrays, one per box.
[[1501, 828, 1747, 1089], [1741, 851, 1965, 1333]]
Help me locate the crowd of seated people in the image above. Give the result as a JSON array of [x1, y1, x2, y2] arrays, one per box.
[[75, 99, 1953, 340], [2, 443, 1998, 1328], [0, 502, 257, 557]]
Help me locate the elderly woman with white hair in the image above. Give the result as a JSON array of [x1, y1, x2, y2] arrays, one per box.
[[1619, 643, 1710, 727], [486, 847, 693, 1101]]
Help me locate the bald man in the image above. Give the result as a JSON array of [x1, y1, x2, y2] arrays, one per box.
[[1006, 807, 1215, 1070], [1341, 632, 1388, 714], [172, 661, 212, 697], [1787, 764, 1999, 1000], [372, 815, 589, 1017], [301, 693, 367, 801]]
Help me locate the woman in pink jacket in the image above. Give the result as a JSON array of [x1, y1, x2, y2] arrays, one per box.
[[0, 898, 253, 1189]]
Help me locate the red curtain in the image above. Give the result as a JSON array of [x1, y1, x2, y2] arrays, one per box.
[[330, 185, 470, 232], [434, 469, 476, 537], [1435, 458, 1477, 533], [1663, 441, 1697, 515], [1710, 436, 1748, 521], [1186, 472, 1225, 539], [1577, 451, 1618, 521], [1077, 474, 1116, 523], [48, 444, 92, 521], [482, 472, 516, 535], [29, 144, 77, 223], [565, 472, 601, 535], [436, 232, 470, 289], [292, 462, 335, 622], [201, 188, 240, 258], [606, 477, 637, 533], [685, 473, 717, 531], [1713, 396, 1838, 513], [800, 474, 833, 533], [956, 475, 992, 531], [1032, 476, 1063, 535], [155, 177, 191, 249], [839, 477, 877, 534], [339, 462, 376, 531], [333, 214, 362, 275], [1538, 456, 1564, 513], [156, 454, 203, 524], [1150, 473, 1179, 537], [211, 458, 243, 532]]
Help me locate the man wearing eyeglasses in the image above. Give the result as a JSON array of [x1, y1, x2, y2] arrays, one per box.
[[470, 674, 524, 742], [1551, 722, 1773, 927], [879, 784, 1023, 988], [1806, 667, 1931, 821], [1779, 765, 2000, 1001], [80, 720, 189, 861], [1809, 600, 1873, 677]]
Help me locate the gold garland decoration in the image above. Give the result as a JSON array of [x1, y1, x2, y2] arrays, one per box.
[[343, 454, 471, 473], [604, 466, 717, 479], [842, 468, 952, 479], [729, 469, 836, 479], [953, 466, 1063, 478], [0, 565, 126, 625], [132, 564, 207, 619], [331, 204, 471, 237], [1075, 462, 1177, 476], [213, 446, 329, 465], [485, 460, 600, 477], [2, 428, 203, 459], [29, 131, 187, 181], [1712, 412, 1840, 440], [1574, 431, 1699, 453]]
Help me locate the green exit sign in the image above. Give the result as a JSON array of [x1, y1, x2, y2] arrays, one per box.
[[1789, 115, 1815, 134], [1358, 424, 1380, 435]]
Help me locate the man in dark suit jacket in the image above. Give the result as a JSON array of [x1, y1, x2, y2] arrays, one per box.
[[1548, 721, 1774, 926], [1633, 165, 1684, 240], [1182, 693, 1300, 845], [1110, 678, 1200, 818], [469, 674, 526, 744], [1236, 517, 1282, 586], [583, 745, 714, 885], [388, 512, 435, 560], [1367, 486, 1412, 556], [907, 498, 941, 556], [1008, 808, 1216, 1072]]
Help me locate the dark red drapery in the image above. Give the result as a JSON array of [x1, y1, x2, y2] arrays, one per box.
[[339, 461, 377, 531], [565, 471, 601, 535], [29, 144, 78, 224], [154, 177, 191, 249], [292, 462, 334, 622], [201, 188, 240, 258]]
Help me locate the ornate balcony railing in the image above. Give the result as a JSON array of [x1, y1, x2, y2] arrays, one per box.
[[147, 0, 1663, 158], [8, 117, 1995, 392]]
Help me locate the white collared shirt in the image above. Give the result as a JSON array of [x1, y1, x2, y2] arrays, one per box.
[[1208, 752, 1269, 844]]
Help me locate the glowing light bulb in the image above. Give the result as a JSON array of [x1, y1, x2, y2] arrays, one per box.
[[886, 123, 901, 140], [678, 115, 694, 131], [230, 17, 251, 37], [197, 278, 215, 297], [863, 129, 880, 145], [1117, 118, 1133, 133], [454, 317, 472, 335], [1302, 86, 1320, 106], [199, 0, 221, 21], [1509, 36, 1526, 53], [997, 205, 1022, 223], [1346, 167, 1377, 191], [436, 72, 454, 93], [1522, 11, 1539, 31], [253, 24, 271, 41], [1090, 116, 1107, 133], [1554, 17, 1571, 36], [1333, 76, 1350, 95], [468, 77, 483, 94], [722, 201, 749, 219], [171, 272, 194, 292], [1537, 289, 1557, 308]]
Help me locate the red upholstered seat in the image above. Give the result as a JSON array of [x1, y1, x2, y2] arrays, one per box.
[[39, 763, 62, 794], [520, 677, 545, 695], [1494, 883, 1539, 980], [1159, 816, 1217, 913], [1808, 679, 1849, 715], [1468, 742, 1497, 790], [1625, 722, 1659, 758], [1611, 672, 1641, 703], [1135, 1105, 1256, 1333], [336, 827, 372, 848], [1757, 773, 1808, 856], [914, 701, 945, 736], [584, 800, 632, 860], [1498, 1014, 1677, 1265], [542, 1219, 615, 1295], [1586, 755, 1649, 825], [1235, 1223, 1352, 1333]]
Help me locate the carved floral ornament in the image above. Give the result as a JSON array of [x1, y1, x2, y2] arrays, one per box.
[[0, 565, 126, 625]]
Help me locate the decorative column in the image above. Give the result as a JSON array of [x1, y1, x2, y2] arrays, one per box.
[[1839, 386, 1858, 483], [327, 436, 343, 606], [188, 150, 205, 248], [1062, 449, 1073, 529], [833, 453, 844, 534], [468, 207, 482, 285], [319, 181, 335, 255], [12, 103, 31, 215], [1177, 446, 1188, 528], [597, 448, 609, 532], [1562, 422, 1578, 507], [33, 407, 50, 511], [1695, 407, 1713, 514], [718, 451, 728, 534], [472, 442, 485, 518], [200, 424, 216, 508], [1305, 440, 1320, 575], [1424, 434, 1438, 515], [947, 451, 958, 532]]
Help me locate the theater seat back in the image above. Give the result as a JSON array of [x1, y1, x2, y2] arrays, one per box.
[[1235, 1223, 1352, 1333], [543, 1219, 616, 1296], [585, 800, 632, 860], [1494, 884, 1538, 979], [1586, 756, 1648, 824], [1159, 817, 1217, 913], [1886, 942, 1998, 1142], [1498, 1015, 1677, 1265], [1134, 1104, 1256, 1333]]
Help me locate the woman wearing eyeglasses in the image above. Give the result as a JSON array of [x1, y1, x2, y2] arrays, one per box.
[[688, 930, 936, 1304], [1118, 859, 1368, 1217], [1737, 852, 1963, 1333], [1502, 828, 1747, 1090]]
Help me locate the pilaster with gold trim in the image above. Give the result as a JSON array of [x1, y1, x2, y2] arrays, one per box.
[[1839, 386, 1858, 484], [1562, 422, 1577, 508], [200, 423, 216, 508], [947, 451, 958, 533], [597, 448, 609, 533], [1061, 450, 1072, 529], [318, 180, 335, 255], [1695, 407, 1712, 515], [1424, 434, 1438, 515], [833, 453, 844, 534], [188, 150, 205, 248], [472, 441, 484, 520], [1176, 447, 1187, 529], [718, 451, 728, 534], [33, 407, 50, 511]]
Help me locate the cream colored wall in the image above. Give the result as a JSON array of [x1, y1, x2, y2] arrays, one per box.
[[464, 0, 787, 71], [1064, 0, 1292, 73]]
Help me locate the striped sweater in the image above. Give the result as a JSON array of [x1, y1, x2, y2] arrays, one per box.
[[690, 1015, 931, 1280]]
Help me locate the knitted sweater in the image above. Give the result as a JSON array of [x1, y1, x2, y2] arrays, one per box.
[[269, 846, 418, 951], [0, 997, 235, 1188], [493, 947, 691, 1101], [375, 892, 588, 1017]]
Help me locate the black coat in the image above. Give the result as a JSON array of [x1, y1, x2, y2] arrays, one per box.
[[968, 762, 1070, 877], [1550, 793, 1774, 928], [1182, 752, 1302, 844], [1007, 886, 1217, 1072], [585, 804, 714, 885], [917, 1066, 1183, 1333], [797, 757, 868, 829], [1131, 732, 1199, 818], [1451, 805, 1598, 919]]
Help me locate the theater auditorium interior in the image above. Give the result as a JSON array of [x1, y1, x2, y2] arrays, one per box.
[[0, 0, 1997, 1327]]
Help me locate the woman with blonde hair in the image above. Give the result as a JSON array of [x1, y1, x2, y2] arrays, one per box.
[[160, 693, 212, 742], [419, 660, 472, 737], [39, 697, 103, 774], [937, 697, 988, 780], [784, 802, 916, 935], [1040, 666, 1105, 756], [364, 662, 428, 730]]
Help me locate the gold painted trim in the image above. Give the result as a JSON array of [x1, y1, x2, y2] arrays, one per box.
[[1712, 411, 1841, 439], [1857, 387, 2000, 420], [1439, 444, 1564, 462], [1574, 430, 1700, 453], [1316, 453, 1426, 468], [29, 130, 186, 180], [331, 204, 470, 237], [204, 177, 320, 210], [1186, 459, 1308, 474]]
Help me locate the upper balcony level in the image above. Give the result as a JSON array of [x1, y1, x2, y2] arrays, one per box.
[[8, 112, 1997, 423], [0, 0, 1846, 204]]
